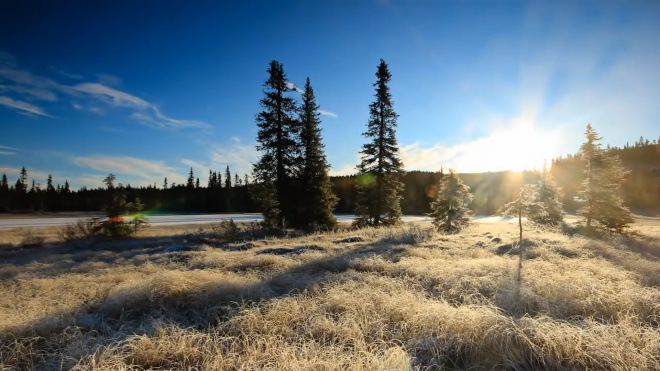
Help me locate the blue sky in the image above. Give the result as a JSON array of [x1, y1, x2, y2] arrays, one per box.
[[1, 0, 659, 189]]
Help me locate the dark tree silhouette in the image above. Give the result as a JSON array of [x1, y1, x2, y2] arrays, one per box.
[[253, 60, 300, 229], [354, 59, 404, 227], [296, 77, 338, 230]]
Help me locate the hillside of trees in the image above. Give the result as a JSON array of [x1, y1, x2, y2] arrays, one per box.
[[1, 137, 657, 216]]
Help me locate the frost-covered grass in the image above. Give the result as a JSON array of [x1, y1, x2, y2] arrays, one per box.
[[1, 221, 659, 370]]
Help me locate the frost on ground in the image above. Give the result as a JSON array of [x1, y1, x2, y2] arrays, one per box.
[[0, 221, 659, 370]]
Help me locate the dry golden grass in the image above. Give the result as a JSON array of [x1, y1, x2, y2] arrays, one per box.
[[0, 220, 659, 370]]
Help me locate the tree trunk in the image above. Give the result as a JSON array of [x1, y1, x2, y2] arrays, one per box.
[[518, 203, 523, 244]]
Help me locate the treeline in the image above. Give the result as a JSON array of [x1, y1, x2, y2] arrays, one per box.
[[1, 139, 658, 216], [0, 166, 256, 214]]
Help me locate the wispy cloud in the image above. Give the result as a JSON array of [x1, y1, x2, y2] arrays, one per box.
[[48, 66, 84, 80], [0, 52, 209, 130], [71, 155, 189, 187], [328, 163, 357, 176], [72, 155, 171, 179], [286, 81, 304, 94], [74, 83, 150, 109], [0, 96, 51, 117], [0, 144, 16, 154], [318, 109, 338, 118], [75, 82, 210, 129], [210, 137, 258, 176], [286, 81, 338, 118]]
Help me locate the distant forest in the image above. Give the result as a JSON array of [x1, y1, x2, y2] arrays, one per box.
[[1, 138, 658, 215]]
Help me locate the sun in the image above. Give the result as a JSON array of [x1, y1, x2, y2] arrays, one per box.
[[459, 123, 560, 173]]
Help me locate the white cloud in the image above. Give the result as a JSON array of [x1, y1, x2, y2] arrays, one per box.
[[74, 83, 150, 109], [0, 96, 51, 117], [48, 66, 84, 80], [0, 52, 208, 130], [286, 81, 304, 94], [210, 137, 258, 177], [181, 159, 208, 180], [76, 82, 210, 129], [96, 73, 121, 87], [0, 166, 110, 190], [72, 155, 171, 179], [328, 163, 357, 176], [0, 145, 16, 150], [318, 109, 338, 118], [70, 155, 190, 188], [400, 121, 562, 173], [0, 151, 15, 155]]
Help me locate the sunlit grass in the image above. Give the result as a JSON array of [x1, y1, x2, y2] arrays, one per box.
[[0, 221, 659, 369]]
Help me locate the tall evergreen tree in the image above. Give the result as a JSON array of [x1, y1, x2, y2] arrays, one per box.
[[296, 77, 338, 230], [163, 177, 168, 190], [428, 170, 472, 233], [531, 162, 564, 225], [578, 124, 633, 232], [208, 170, 216, 188], [195, 178, 200, 188], [1, 174, 8, 191], [253, 60, 300, 229], [225, 166, 232, 189], [104, 174, 116, 190], [15, 167, 28, 193], [354, 59, 404, 227], [187, 167, 195, 189]]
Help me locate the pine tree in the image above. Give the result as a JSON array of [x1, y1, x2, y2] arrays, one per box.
[[163, 177, 168, 190], [187, 167, 195, 189], [354, 59, 404, 227], [253, 60, 300, 229], [502, 184, 546, 244], [225, 166, 232, 189], [104, 174, 116, 190], [1, 174, 7, 190], [532, 162, 564, 225], [216, 172, 222, 188], [15, 167, 28, 193], [208, 170, 215, 188], [234, 173, 241, 187], [578, 124, 633, 232], [297, 77, 338, 230], [195, 178, 200, 188], [46, 174, 54, 192], [428, 170, 472, 233]]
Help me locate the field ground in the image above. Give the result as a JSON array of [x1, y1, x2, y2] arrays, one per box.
[[0, 218, 659, 370]]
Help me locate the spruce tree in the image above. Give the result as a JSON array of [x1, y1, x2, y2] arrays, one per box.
[[187, 167, 195, 189], [163, 177, 168, 190], [208, 170, 215, 188], [578, 124, 633, 232], [428, 170, 472, 233], [354, 59, 404, 227], [532, 162, 564, 225], [502, 184, 546, 244], [225, 166, 232, 189], [296, 77, 338, 230], [253, 60, 300, 229]]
